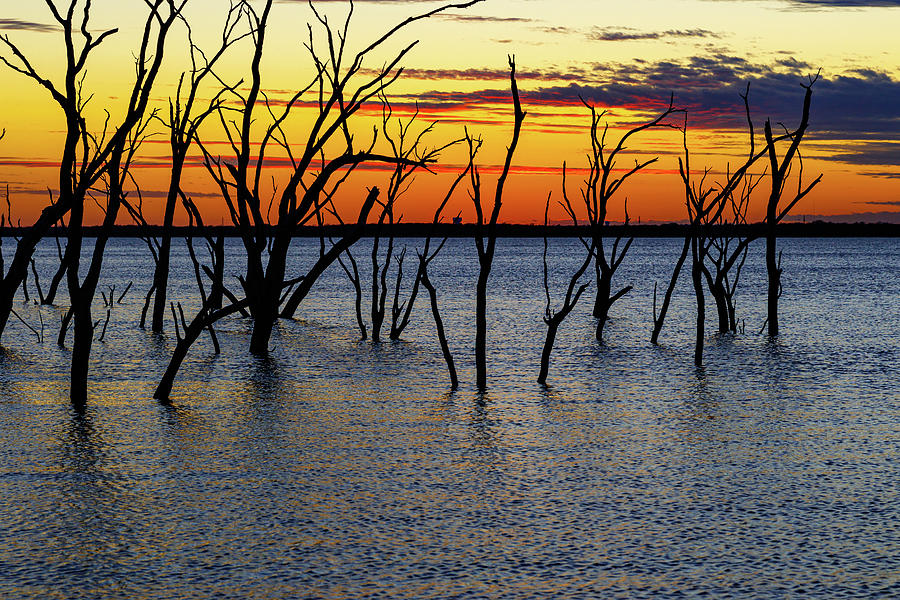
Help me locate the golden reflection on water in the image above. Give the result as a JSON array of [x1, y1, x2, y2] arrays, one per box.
[[1, 238, 900, 598]]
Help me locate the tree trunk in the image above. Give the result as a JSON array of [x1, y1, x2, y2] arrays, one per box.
[[651, 236, 690, 345], [709, 278, 730, 334], [766, 229, 780, 336], [280, 188, 379, 319], [43, 253, 69, 305], [248, 265, 284, 355], [0, 201, 71, 342], [593, 270, 611, 341], [538, 320, 559, 385], [247, 231, 288, 355], [249, 304, 277, 355], [69, 301, 92, 410], [151, 153, 186, 333], [421, 268, 457, 390], [692, 252, 705, 367], [155, 299, 249, 401], [475, 265, 489, 390], [726, 295, 737, 333]]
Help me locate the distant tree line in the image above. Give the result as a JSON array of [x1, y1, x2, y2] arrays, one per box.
[[0, 0, 820, 408]]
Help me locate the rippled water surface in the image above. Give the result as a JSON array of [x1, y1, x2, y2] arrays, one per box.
[[1, 237, 898, 599]]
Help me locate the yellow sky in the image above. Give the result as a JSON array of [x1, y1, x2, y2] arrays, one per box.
[[1, 0, 898, 224]]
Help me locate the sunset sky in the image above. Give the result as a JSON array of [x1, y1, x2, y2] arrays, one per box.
[[0, 0, 898, 225]]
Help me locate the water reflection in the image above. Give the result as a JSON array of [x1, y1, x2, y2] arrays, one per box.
[[1, 238, 898, 598]]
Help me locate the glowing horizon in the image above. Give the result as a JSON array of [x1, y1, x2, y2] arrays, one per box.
[[1, 0, 897, 226]]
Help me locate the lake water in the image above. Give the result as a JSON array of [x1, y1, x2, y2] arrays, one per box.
[[1, 236, 898, 599]]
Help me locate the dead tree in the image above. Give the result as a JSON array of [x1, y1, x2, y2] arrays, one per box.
[[193, 0, 479, 358], [366, 98, 456, 343], [0, 184, 41, 304], [572, 96, 679, 342], [650, 236, 690, 345], [322, 190, 368, 340], [369, 198, 395, 343], [679, 123, 721, 367], [41, 203, 68, 306], [154, 186, 381, 401], [703, 169, 762, 333], [121, 182, 162, 328], [470, 56, 525, 390], [327, 98, 454, 344], [763, 75, 822, 336], [0, 1, 181, 355], [2, 0, 185, 405], [413, 152, 475, 390], [652, 83, 785, 346], [379, 102, 457, 342], [538, 193, 595, 385], [149, 1, 251, 333], [66, 111, 163, 405]]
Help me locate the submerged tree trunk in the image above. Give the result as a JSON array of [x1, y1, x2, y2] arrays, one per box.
[[766, 228, 780, 336], [703, 267, 730, 334], [474, 267, 490, 389], [249, 238, 288, 355], [651, 236, 690, 345], [537, 321, 559, 386], [151, 159, 185, 333], [691, 244, 705, 367], [421, 267, 457, 390], [69, 300, 93, 409], [593, 268, 610, 339]]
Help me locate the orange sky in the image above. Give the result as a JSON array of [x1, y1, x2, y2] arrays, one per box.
[[1, 0, 898, 225]]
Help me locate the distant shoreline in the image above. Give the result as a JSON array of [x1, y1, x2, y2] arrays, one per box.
[[3, 221, 900, 238]]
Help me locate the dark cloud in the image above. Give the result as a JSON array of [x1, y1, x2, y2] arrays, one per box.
[[816, 142, 900, 166], [590, 27, 720, 42], [0, 18, 57, 33], [854, 199, 900, 206], [860, 171, 900, 179], [375, 66, 585, 81], [704, 0, 900, 8], [438, 14, 532, 23], [384, 54, 899, 169], [786, 0, 900, 7], [518, 57, 900, 141]]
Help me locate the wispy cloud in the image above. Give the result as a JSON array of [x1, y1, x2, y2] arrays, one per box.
[[590, 27, 720, 42], [785, 0, 900, 8], [437, 14, 532, 23], [816, 142, 900, 166], [0, 18, 57, 33], [859, 172, 900, 179], [704, 0, 900, 9], [368, 66, 585, 81]]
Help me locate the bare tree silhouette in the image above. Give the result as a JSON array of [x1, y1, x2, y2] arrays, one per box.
[[703, 169, 761, 333], [155, 0, 482, 400], [148, 1, 252, 333], [1, 0, 186, 406], [337, 99, 456, 343], [569, 97, 679, 343], [763, 76, 822, 336], [414, 159, 474, 390], [650, 236, 690, 346], [369, 197, 395, 344], [193, 0, 479, 355], [538, 192, 595, 385], [652, 83, 803, 350], [678, 120, 723, 367], [470, 56, 525, 390]]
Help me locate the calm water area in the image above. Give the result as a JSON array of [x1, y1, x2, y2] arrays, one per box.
[[0, 236, 898, 598]]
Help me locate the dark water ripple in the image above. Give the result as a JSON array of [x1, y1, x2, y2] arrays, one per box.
[[0, 237, 898, 598]]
